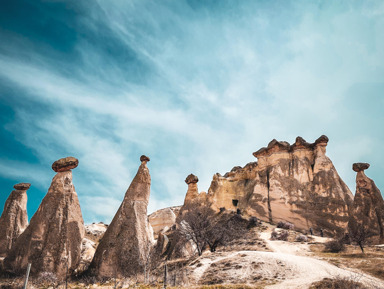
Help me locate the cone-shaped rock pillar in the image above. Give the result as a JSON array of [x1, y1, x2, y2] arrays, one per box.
[[3, 157, 84, 278], [89, 155, 152, 278], [349, 163, 384, 242], [0, 183, 30, 257]]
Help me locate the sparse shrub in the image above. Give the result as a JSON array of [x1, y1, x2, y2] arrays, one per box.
[[270, 229, 289, 241], [295, 234, 308, 242], [37, 272, 58, 286], [324, 239, 345, 253], [277, 221, 294, 230], [247, 216, 260, 229], [310, 276, 368, 289]]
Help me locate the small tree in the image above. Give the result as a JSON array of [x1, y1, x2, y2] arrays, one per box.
[[177, 206, 248, 255], [178, 206, 213, 256], [349, 225, 368, 254]]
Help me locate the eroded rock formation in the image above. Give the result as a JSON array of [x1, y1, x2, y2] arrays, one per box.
[[89, 155, 153, 278], [207, 136, 353, 236], [149, 207, 179, 238], [178, 174, 209, 221], [0, 183, 30, 257], [3, 157, 84, 278], [349, 163, 384, 242]]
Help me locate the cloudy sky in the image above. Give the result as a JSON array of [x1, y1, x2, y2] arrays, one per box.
[[0, 0, 383, 224]]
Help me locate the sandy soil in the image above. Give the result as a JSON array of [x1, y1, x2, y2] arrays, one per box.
[[189, 227, 384, 289]]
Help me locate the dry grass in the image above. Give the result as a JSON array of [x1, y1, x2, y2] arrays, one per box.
[[309, 277, 368, 289], [310, 244, 384, 281]]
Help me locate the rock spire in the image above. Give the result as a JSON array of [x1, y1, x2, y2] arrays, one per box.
[[184, 174, 199, 205], [0, 183, 30, 257], [89, 155, 153, 278], [3, 157, 84, 278], [349, 163, 384, 242]]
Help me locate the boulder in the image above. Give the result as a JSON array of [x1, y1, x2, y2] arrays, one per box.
[[206, 136, 353, 236], [13, 183, 31, 190], [149, 207, 177, 238], [349, 163, 384, 242], [3, 158, 84, 279], [51, 156, 79, 172], [89, 155, 153, 278], [352, 162, 370, 172], [0, 183, 29, 257]]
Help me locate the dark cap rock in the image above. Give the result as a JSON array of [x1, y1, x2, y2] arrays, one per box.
[[353, 163, 370, 172], [140, 155, 150, 163], [185, 174, 199, 184], [52, 157, 79, 172], [13, 183, 31, 190], [314, 135, 329, 146]]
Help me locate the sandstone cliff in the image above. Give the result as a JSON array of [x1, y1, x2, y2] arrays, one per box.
[[89, 155, 153, 278], [0, 183, 29, 257], [206, 136, 353, 236], [348, 163, 384, 242], [3, 157, 84, 278]]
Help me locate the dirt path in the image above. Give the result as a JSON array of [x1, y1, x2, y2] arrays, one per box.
[[259, 229, 384, 289]]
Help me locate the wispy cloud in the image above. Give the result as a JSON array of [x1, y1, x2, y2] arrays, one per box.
[[0, 0, 383, 222]]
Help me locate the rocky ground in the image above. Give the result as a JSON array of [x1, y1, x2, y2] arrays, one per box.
[[1, 222, 383, 288]]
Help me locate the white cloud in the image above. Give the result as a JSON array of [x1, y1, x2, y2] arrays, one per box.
[[1, 0, 384, 222]]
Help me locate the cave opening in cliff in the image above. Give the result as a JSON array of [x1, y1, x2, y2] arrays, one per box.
[[232, 199, 239, 207]]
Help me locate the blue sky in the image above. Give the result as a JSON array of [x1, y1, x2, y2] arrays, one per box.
[[0, 0, 383, 224]]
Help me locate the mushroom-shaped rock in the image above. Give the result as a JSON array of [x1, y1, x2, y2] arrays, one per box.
[[352, 163, 370, 172], [0, 184, 29, 257], [89, 156, 152, 278], [52, 157, 79, 172], [3, 168, 85, 278], [349, 163, 384, 242], [13, 183, 31, 190], [185, 174, 199, 184], [140, 155, 150, 163]]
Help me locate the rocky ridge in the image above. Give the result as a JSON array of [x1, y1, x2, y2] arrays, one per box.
[[202, 136, 354, 236]]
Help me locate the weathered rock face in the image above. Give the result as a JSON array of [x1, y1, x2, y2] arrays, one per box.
[[89, 155, 153, 278], [3, 157, 84, 278], [349, 163, 384, 242], [207, 136, 354, 236], [0, 183, 30, 257], [149, 207, 180, 238]]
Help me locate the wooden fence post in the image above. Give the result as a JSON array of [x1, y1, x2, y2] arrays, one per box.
[[23, 263, 31, 289]]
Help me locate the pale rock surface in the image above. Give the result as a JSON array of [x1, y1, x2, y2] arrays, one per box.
[[79, 223, 108, 272], [3, 157, 84, 278], [89, 155, 153, 278], [207, 136, 353, 236], [148, 207, 178, 238], [84, 223, 108, 243], [349, 163, 384, 242], [0, 183, 30, 257]]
